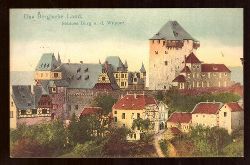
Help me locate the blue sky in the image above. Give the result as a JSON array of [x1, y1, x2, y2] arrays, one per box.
[[10, 8, 243, 71]]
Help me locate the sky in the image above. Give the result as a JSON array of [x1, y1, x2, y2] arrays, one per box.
[[10, 8, 243, 72]]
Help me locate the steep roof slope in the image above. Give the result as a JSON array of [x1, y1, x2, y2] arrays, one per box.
[[150, 21, 197, 41], [105, 56, 126, 72], [113, 94, 157, 110], [192, 102, 223, 114], [35, 53, 59, 71]]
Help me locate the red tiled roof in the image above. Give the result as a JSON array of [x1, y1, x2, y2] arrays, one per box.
[[226, 102, 243, 112], [167, 112, 192, 123], [80, 107, 102, 116], [192, 102, 223, 114], [201, 64, 231, 72], [93, 83, 113, 90], [180, 66, 191, 73], [112, 94, 157, 110], [172, 75, 186, 82], [185, 52, 201, 63], [170, 127, 182, 135]]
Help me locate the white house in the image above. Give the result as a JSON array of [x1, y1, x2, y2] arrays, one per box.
[[191, 102, 223, 128], [218, 102, 244, 134]]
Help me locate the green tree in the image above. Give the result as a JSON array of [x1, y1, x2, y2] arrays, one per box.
[[155, 91, 164, 101], [132, 118, 151, 132], [92, 94, 117, 115], [73, 140, 104, 157]]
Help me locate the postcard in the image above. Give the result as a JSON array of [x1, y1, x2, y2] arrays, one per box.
[[10, 8, 243, 158]]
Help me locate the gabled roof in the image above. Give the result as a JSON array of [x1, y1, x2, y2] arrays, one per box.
[[53, 63, 103, 89], [172, 75, 186, 82], [12, 85, 35, 109], [192, 102, 223, 114], [185, 52, 201, 63], [180, 66, 191, 73], [140, 62, 146, 73], [167, 112, 192, 123], [113, 94, 157, 110], [80, 107, 102, 116], [150, 21, 197, 41], [226, 102, 243, 112], [201, 64, 231, 73], [105, 56, 126, 72], [35, 53, 59, 71]]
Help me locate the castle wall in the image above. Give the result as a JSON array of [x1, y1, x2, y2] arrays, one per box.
[[149, 39, 196, 90]]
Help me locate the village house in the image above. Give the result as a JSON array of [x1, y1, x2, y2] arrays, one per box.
[[10, 94, 17, 129], [11, 85, 52, 126], [191, 102, 223, 128], [112, 93, 168, 140], [105, 56, 146, 90], [166, 112, 192, 133], [218, 102, 244, 134]]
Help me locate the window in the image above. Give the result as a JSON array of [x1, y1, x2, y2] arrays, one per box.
[[155, 51, 158, 55], [137, 113, 140, 119], [165, 51, 168, 54], [164, 61, 168, 66], [203, 115, 205, 118], [52, 87, 56, 92], [125, 74, 127, 78], [224, 73, 227, 76], [32, 109, 37, 114], [164, 85, 166, 89], [114, 117, 117, 122], [115, 74, 118, 78], [122, 113, 125, 119], [121, 74, 124, 78], [197, 65, 200, 69], [102, 76, 106, 81], [42, 109, 47, 114], [10, 111, 13, 118], [121, 82, 125, 86], [134, 78, 137, 82], [124, 82, 127, 86], [75, 105, 78, 110], [224, 112, 227, 117], [114, 111, 117, 114], [53, 72, 58, 78], [134, 134, 136, 139], [123, 124, 125, 127], [131, 113, 134, 119], [11, 101, 14, 107]]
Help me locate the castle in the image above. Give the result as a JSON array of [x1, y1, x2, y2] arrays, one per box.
[[148, 21, 231, 90]]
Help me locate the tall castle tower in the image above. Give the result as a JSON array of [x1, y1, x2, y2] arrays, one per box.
[[149, 21, 200, 90]]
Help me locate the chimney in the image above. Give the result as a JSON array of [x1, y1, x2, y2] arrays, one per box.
[[80, 61, 83, 64], [134, 93, 137, 99], [184, 55, 187, 67]]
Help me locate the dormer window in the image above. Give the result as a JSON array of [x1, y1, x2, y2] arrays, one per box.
[[77, 75, 82, 80], [77, 67, 81, 73], [164, 61, 168, 66], [155, 51, 158, 55], [84, 75, 89, 80]]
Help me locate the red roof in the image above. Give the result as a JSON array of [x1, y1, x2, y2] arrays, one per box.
[[170, 127, 182, 135], [185, 52, 201, 63], [226, 102, 243, 112], [94, 83, 113, 90], [167, 112, 192, 123], [201, 64, 231, 72], [192, 102, 223, 114], [112, 94, 157, 110], [80, 107, 102, 116], [172, 75, 186, 82], [180, 66, 191, 73]]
